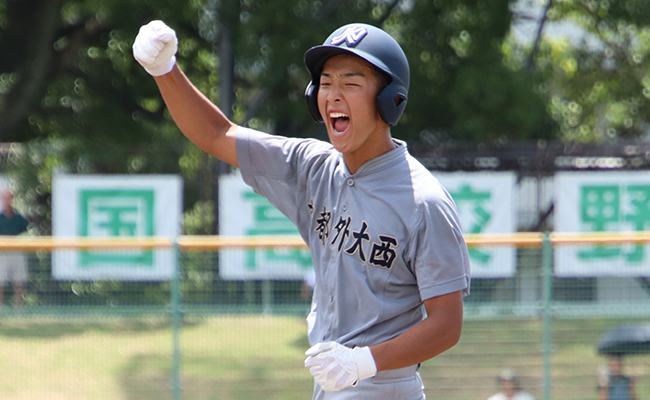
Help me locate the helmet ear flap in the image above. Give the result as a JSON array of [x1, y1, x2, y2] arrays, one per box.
[[305, 80, 323, 123], [376, 82, 408, 126]]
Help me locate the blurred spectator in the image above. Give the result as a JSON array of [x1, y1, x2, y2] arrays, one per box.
[[598, 355, 637, 400], [487, 369, 535, 400], [0, 188, 29, 307]]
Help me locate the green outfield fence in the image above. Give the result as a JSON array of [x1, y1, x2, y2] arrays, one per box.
[[0, 232, 649, 400]]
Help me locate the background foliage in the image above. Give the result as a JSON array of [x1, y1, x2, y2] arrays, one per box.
[[1, 0, 650, 233]]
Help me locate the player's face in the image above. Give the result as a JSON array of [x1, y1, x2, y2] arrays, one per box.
[[318, 54, 392, 173]]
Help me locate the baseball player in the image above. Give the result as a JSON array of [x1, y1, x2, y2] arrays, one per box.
[[133, 20, 470, 399]]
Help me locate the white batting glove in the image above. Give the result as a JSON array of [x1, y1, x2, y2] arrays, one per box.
[[132, 20, 178, 76], [304, 341, 377, 392]]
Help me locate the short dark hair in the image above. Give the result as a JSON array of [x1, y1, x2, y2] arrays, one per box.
[[372, 66, 391, 93]]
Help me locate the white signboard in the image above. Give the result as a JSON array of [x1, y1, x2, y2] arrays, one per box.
[[555, 171, 650, 276], [434, 172, 517, 278], [219, 173, 312, 280], [52, 175, 182, 281]]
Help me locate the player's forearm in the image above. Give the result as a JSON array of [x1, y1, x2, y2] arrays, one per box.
[[369, 291, 464, 371], [369, 317, 460, 371], [155, 65, 239, 167]]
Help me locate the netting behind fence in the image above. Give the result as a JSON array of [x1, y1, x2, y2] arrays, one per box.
[[0, 234, 648, 400]]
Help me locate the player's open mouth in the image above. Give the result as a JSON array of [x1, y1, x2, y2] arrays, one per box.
[[329, 112, 350, 135]]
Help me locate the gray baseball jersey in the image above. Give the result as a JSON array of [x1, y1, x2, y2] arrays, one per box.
[[237, 127, 470, 349]]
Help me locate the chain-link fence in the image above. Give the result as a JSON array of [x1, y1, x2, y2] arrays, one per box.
[[0, 234, 649, 400]]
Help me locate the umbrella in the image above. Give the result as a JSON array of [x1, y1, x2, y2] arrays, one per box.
[[597, 324, 650, 356]]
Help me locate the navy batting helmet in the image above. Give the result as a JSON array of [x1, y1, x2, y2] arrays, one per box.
[[304, 23, 410, 126]]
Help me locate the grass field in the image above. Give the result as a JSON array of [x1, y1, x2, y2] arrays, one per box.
[[0, 315, 648, 400]]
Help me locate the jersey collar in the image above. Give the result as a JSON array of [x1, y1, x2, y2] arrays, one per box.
[[340, 139, 407, 177]]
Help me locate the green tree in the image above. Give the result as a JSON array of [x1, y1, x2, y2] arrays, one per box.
[[399, 0, 555, 143], [511, 0, 650, 142], [0, 0, 567, 234], [0, 0, 218, 232]]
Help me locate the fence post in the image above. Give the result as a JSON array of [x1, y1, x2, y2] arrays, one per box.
[[541, 232, 553, 400], [262, 279, 273, 315], [171, 240, 182, 400]]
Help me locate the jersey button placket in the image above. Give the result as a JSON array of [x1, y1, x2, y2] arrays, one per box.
[[343, 179, 353, 211]]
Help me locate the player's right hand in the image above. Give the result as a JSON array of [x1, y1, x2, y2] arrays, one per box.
[[133, 20, 178, 77]]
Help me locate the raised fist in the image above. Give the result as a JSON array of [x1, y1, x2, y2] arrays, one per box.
[[132, 20, 178, 76]]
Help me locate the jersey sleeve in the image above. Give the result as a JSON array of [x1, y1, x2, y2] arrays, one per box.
[[236, 126, 332, 226], [409, 191, 471, 300]]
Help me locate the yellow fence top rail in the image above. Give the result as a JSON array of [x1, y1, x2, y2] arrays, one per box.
[[0, 231, 648, 250], [463, 233, 543, 247], [0, 236, 174, 250], [550, 231, 650, 245], [177, 235, 307, 249]]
